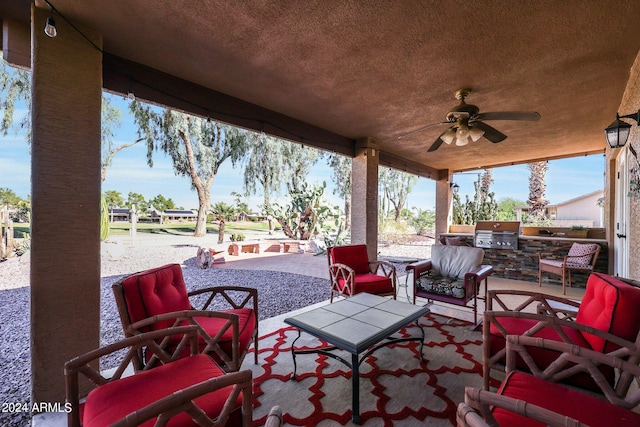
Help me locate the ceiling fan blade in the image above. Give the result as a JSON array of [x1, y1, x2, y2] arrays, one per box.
[[397, 121, 450, 139], [427, 136, 445, 152], [473, 121, 507, 143], [475, 111, 541, 121]]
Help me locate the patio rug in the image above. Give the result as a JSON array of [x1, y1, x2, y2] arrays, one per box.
[[245, 313, 493, 426]]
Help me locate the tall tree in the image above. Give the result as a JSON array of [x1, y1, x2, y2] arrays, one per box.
[[379, 167, 418, 221], [125, 192, 147, 212], [230, 191, 250, 216], [282, 142, 321, 193], [242, 134, 285, 229], [0, 187, 23, 207], [0, 56, 30, 136], [104, 190, 124, 209], [527, 161, 549, 224], [131, 102, 249, 236], [328, 154, 352, 229], [149, 194, 176, 212], [496, 197, 526, 221], [100, 96, 143, 182]]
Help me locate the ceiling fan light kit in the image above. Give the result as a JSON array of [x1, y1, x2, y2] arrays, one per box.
[[442, 129, 456, 145], [399, 88, 541, 152], [470, 126, 485, 142]]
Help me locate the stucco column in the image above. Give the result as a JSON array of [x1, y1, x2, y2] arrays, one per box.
[[31, 5, 102, 403], [435, 172, 453, 242], [351, 137, 379, 260]]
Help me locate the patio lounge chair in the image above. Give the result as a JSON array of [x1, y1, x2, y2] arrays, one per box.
[[483, 272, 640, 393], [65, 325, 253, 427], [112, 263, 258, 372], [406, 245, 493, 326], [327, 244, 397, 302], [457, 333, 640, 427]]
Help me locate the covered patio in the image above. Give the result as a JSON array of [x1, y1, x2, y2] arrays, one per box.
[[1, 0, 640, 423]]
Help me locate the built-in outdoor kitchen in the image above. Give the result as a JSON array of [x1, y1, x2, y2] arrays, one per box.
[[440, 221, 608, 286]]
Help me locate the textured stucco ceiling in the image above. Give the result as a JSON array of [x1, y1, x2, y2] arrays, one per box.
[[5, 0, 640, 177]]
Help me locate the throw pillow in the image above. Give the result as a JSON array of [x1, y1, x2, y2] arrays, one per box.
[[431, 245, 484, 279], [445, 237, 462, 246], [567, 243, 599, 266], [416, 271, 465, 298]]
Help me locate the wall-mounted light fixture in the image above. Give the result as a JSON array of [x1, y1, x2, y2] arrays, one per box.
[[604, 110, 640, 149], [44, 6, 57, 38], [449, 182, 460, 194]]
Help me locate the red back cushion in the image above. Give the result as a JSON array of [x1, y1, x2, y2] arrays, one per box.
[[120, 264, 191, 330], [330, 245, 370, 275], [576, 273, 640, 352]]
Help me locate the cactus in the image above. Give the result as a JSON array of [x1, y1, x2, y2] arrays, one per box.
[[265, 182, 343, 241], [452, 170, 498, 225]]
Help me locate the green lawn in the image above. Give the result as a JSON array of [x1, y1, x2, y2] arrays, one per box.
[[10, 220, 278, 238], [105, 220, 278, 236]]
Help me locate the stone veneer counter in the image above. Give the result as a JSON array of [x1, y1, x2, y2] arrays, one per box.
[[439, 233, 608, 287]]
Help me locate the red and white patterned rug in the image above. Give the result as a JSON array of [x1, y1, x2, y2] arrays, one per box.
[[246, 313, 491, 426]]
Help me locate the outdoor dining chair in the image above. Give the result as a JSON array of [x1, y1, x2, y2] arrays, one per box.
[[112, 263, 258, 372]]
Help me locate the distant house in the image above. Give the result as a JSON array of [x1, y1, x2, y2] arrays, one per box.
[[163, 209, 198, 222], [108, 208, 131, 222], [516, 190, 604, 227], [235, 211, 268, 221]]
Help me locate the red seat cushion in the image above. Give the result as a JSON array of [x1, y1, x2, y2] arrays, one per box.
[[488, 317, 601, 389], [82, 354, 242, 427], [330, 245, 371, 275], [493, 371, 640, 427], [120, 264, 191, 331], [337, 273, 393, 296], [576, 273, 640, 353], [183, 308, 257, 360]]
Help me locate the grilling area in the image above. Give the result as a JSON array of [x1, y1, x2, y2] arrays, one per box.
[[441, 221, 608, 286]]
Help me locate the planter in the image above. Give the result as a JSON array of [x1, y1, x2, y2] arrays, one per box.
[[448, 224, 475, 233], [568, 230, 588, 238]]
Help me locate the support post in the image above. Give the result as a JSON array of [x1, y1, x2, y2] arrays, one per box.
[[351, 137, 379, 261], [30, 5, 102, 404]]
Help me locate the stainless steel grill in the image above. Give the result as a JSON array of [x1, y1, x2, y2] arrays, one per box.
[[474, 221, 520, 250]]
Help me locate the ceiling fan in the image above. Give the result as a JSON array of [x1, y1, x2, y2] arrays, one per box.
[[398, 88, 541, 152]]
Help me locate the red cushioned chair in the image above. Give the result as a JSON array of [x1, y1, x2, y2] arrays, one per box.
[[483, 272, 640, 393], [112, 263, 258, 372], [65, 326, 253, 427], [458, 334, 640, 427], [327, 244, 396, 302]]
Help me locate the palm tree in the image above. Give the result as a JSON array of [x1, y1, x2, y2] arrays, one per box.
[[527, 161, 549, 224]]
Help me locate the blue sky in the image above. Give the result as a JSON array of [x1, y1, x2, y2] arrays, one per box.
[[0, 93, 605, 212]]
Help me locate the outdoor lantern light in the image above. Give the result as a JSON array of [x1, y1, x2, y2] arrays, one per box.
[[44, 3, 57, 38], [605, 110, 640, 149], [44, 15, 57, 37], [450, 182, 460, 194]]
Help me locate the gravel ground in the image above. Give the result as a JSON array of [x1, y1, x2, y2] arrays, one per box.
[[0, 233, 432, 426]]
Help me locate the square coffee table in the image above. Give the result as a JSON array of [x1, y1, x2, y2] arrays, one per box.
[[284, 293, 430, 424]]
